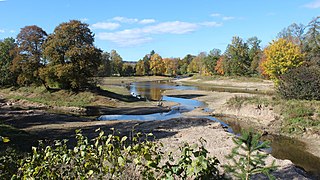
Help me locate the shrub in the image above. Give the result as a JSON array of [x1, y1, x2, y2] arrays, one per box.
[[7, 129, 221, 179], [277, 66, 320, 100]]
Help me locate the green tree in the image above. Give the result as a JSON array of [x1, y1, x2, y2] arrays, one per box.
[[110, 50, 123, 76], [247, 37, 262, 75], [180, 54, 194, 74], [262, 38, 304, 83], [41, 20, 101, 90], [224, 36, 251, 76], [11, 25, 47, 86], [122, 63, 135, 76], [97, 52, 111, 76], [203, 49, 221, 75], [277, 23, 305, 47], [0, 38, 16, 86], [303, 16, 320, 66]]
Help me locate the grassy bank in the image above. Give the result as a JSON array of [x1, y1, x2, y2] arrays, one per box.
[[0, 86, 96, 107], [226, 96, 320, 135], [177, 75, 275, 95]]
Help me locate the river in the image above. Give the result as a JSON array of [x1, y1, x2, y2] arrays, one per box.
[[98, 80, 320, 178]]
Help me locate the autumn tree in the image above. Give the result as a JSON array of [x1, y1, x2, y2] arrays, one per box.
[[135, 59, 145, 76], [150, 53, 164, 75], [11, 25, 47, 86], [41, 20, 101, 90], [262, 38, 304, 83], [223, 36, 251, 76], [215, 56, 225, 75], [163, 58, 179, 76], [188, 52, 206, 74], [110, 50, 123, 76], [122, 63, 135, 76], [0, 37, 16, 86], [97, 52, 111, 76]]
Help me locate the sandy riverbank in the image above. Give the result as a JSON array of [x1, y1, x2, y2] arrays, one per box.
[[170, 77, 320, 158]]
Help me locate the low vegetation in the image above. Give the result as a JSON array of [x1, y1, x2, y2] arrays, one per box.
[[0, 128, 274, 179], [1, 86, 96, 108], [226, 96, 320, 135], [277, 66, 320, 100]]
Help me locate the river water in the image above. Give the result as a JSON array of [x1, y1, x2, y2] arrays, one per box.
[[98, 80, 320, 177]]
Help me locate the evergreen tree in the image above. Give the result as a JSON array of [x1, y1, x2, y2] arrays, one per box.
[[225, 129, 277, 180]]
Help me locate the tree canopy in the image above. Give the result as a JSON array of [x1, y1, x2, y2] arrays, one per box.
[[40, 20, 101, 90], [11, 25, 47, 86], [262, 38, 304, 83], [0, 37, 16, 86]]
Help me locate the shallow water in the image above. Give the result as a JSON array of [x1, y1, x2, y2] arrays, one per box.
[[99, 80, 320, 177]]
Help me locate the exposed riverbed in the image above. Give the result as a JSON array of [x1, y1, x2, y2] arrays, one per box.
[[99, 80, 320, 178]]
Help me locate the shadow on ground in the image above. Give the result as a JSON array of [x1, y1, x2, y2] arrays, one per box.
[[166, 94, 205, 99], [89, 87, 145, 102]]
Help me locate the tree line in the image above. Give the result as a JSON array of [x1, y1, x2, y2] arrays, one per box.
[[0, 17, 319, 93]]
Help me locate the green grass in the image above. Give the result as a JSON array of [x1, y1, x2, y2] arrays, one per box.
[[99, 85, 131, 96], [190, 74, 267, 83], [1, 86, 96, 107], [226, 96, 320, 135]]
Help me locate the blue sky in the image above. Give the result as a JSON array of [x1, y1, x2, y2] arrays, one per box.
[[0, 0, 319, 61]]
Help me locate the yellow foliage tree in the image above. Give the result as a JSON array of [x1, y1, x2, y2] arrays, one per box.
[[262, 38, 304, 83], [150, 53, 164, 75]]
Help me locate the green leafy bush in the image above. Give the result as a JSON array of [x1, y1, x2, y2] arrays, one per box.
[[277, 66, 320, 100], [3, 129, 222, 179]]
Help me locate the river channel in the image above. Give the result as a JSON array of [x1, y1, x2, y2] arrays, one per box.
[[98, 80, 320, 178]]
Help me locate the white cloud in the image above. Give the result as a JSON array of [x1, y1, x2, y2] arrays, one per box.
[[113, 16, 138, 24], [0, 29, 5, 33], [9, 30, 15, 33], [139, 19, 156, 24], [222, 16, 235, 21], [113, 16, 156, 24], [96, 20, 222, 47], [91, 22, 120, 30], [210, 13, 221, 17], [304, 0, 320, 8], [97, 21, 199, 46], [0, 0, 7, 2], [199, 21, 222, 27], [143, 21, 198, 34], [98, 31, 152, 47]]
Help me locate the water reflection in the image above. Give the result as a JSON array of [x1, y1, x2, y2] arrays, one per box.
[[129, 81, 197, 101]]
